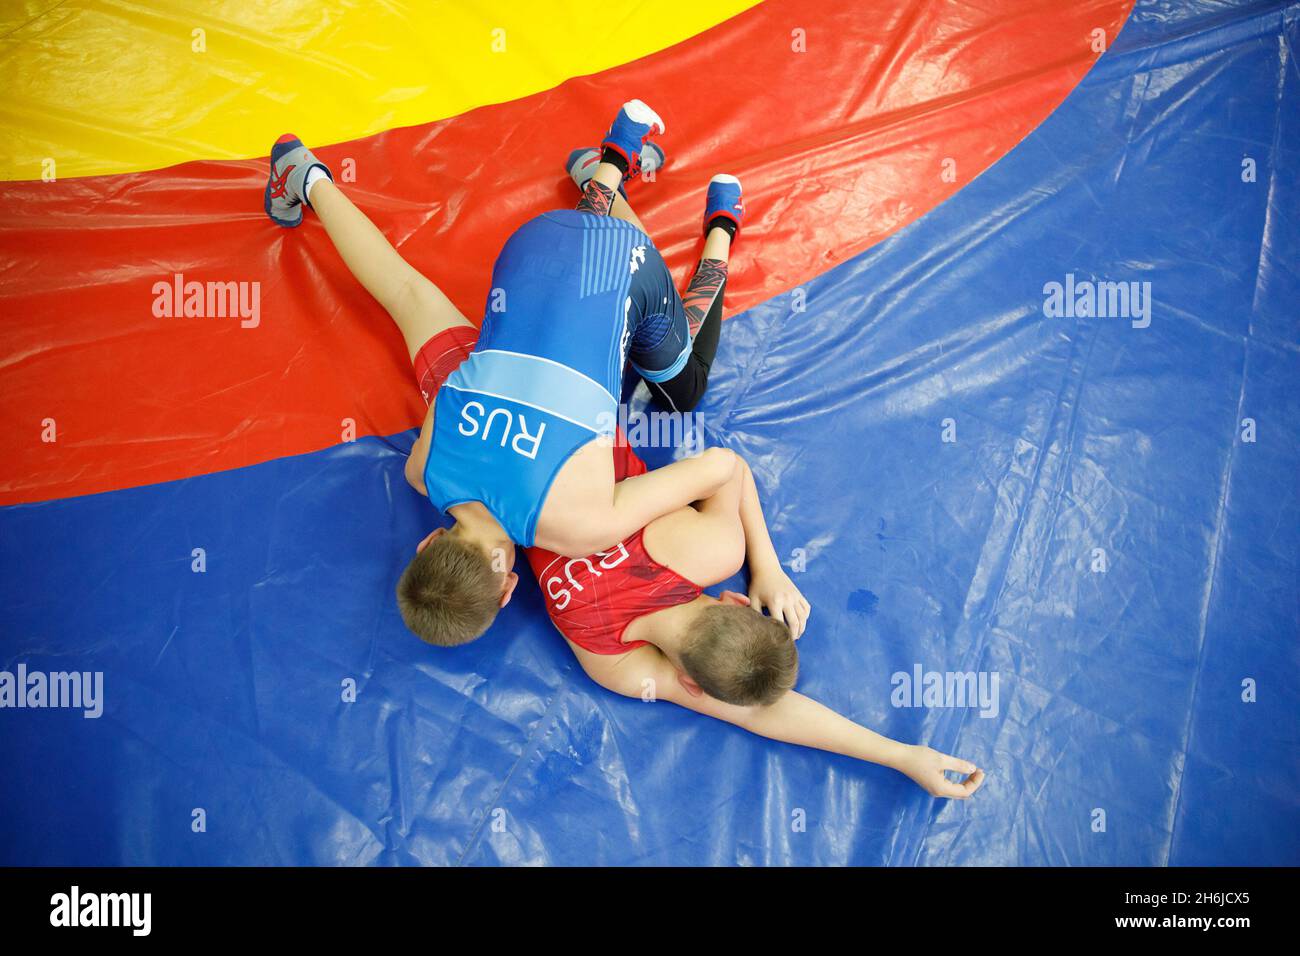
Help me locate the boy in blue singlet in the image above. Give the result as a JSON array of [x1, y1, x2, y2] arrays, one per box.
[[264, 99, 747, 645]]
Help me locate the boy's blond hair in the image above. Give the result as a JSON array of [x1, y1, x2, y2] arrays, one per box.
[[679, 604, 798, 705], [396, 534, 501, 646]]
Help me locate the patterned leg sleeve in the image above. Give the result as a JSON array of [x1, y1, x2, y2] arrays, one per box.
[[575, 178, 616, 217], [682, 258, 728, 338]]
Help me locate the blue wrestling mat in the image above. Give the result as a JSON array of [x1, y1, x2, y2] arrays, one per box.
[[1, 0, 1296, 865]]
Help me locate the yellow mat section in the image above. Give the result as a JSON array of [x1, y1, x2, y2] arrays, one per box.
[[0, 0, 759, 181]]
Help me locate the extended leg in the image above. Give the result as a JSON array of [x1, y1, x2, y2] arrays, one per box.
[[264, 134, 473, 360], [310, 180, 474, 360]]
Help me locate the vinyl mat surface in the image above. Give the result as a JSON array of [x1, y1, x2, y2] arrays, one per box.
[[0, 0, 1296, 865]]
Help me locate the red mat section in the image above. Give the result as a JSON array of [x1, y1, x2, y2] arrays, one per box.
[[0, 0, 1132, 505]]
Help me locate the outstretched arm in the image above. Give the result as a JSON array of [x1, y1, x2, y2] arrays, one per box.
[[577, 643, 985, 799]]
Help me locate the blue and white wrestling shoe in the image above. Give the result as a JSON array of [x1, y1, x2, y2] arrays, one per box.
[[703, 173, 744, 237], [264, 134, 332, 228], [565, 142, 666, 197], [599, 98, 666, 177]]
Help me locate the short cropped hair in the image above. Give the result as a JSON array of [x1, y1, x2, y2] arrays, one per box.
[[679, 604, 798, 706], [396, 534, 501, 647]]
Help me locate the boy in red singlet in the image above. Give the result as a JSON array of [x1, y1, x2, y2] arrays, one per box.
[[519, 437, 986, 800]]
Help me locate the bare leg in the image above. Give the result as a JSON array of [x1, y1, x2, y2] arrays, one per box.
[[611, 190, 648, 232], [702, 224, 732, 263], [309, 179, 473, 360]]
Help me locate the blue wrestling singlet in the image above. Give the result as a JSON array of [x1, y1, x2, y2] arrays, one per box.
[[424, 210, 691, 546]]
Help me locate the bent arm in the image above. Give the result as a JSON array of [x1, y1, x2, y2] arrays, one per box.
[[682, 452, 808, 636], [734, 456, 781, 575], [564, 447, 738, 556], [683, 451, 782, 582]]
